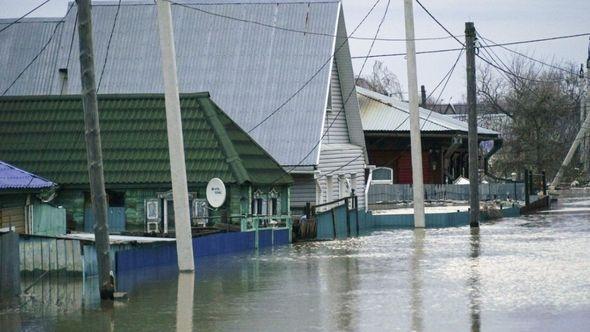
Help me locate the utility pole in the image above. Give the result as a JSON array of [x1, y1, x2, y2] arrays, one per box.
[[420, 85, 427, 107], [465, 22, 479, 228], [583, 39, 590, 174], [403, 0, 426, 228], [76, 0, 114, 300], [551, 41, 590, 188], [156, 0, 195, 271]]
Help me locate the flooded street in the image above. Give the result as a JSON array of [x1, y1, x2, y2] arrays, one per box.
[[2, 197, 590, 331]]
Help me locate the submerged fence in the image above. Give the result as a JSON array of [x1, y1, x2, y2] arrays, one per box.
[[368, 183, 525, 206], [0, 231, 20, 298]]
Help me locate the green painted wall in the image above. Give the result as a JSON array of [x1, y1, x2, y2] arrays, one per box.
[[54, 190, 84, 231]]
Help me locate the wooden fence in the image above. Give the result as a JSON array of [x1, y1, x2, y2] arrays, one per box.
[[19, 235, 83, 275], [0, 231, 20, 298], [368, 183, 525, 207]]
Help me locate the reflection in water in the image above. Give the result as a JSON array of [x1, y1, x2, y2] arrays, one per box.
[[176, 272, 195, 332], [469, 227, 482, 332], [411, 229, 425, 332], [335, 248, 359, 331], [2, 196, 590, 331]]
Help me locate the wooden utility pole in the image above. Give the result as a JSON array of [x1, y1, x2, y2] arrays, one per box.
[[76, 0, 114, 300], [465, 22, 479, 228], [420, 85, 427, 107], [156, 0, 195, 271], [403, 0, 426, 228]]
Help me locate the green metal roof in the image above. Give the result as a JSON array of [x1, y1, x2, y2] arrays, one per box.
[[0, 93, 292, 186]]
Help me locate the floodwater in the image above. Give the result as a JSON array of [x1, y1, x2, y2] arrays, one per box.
[[2, 197, 590, 331]]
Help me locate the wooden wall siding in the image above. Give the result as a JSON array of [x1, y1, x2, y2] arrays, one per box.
[[290, 174, 316, 209], [318, 144, 366, 208], [0, 207, 25, 234], [333, 8, 367, 151], [19, 236, 83, 274], [324, 60, 350, 144]]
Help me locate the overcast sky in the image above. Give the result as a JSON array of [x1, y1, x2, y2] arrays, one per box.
[[1, 0, 589, 103]]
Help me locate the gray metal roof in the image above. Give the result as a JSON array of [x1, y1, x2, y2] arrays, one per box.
[[0, 18, 64, 96], [0, 0, 345, 167], [357, 87, 499, 136]]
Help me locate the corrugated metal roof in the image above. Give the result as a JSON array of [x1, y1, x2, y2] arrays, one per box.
[[0, 161, 55, 190], [0, 93, 292, 186], [0, 0, 343, 167], [357, 87, 499, 136], [0, 18, 64, 95]]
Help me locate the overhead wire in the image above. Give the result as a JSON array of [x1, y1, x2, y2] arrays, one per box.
[[164, 0, 460, 42], [245, 0, 384, 134], [274, 0, 392, 182], [1, 5, 74, 96], [97, 0, 122, 92], [0, 0, 52, 35]]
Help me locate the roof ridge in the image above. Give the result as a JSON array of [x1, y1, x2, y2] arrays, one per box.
[[197, 98, 252, 184]]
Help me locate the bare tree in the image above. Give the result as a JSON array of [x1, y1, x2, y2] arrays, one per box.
[[478, 56, 584, 180], [357, 61, 404, 99]]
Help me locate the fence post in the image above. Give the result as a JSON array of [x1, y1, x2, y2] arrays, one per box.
[[528, 171, 534, 195], [541, 171, 547, 196], [354, 195, 360, 236], [524, 169, 530, 206], [345, 198, 351, 238], [331, 208, 337, 240]]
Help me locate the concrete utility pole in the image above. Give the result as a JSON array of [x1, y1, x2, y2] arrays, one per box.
[[583, 39, 590, 174], [403, 0, 426, 228], [465, 22, 479, 228], [552, 40, 590, 187], [156, 0, 195, 271], [76, 0, 114, 300], [551, 108, 590, 188]]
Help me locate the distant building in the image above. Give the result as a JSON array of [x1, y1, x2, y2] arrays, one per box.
[[0, 0, 368, 213], [0, 93, 292, 234], [358, 87, 501, 184]]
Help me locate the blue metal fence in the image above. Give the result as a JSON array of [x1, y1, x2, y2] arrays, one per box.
[[115, 229, 291, 273]]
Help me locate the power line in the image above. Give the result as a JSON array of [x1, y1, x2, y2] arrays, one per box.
[[0, 0, 52, 35], [1, 7, 72, 96], [97, 0, 122, 92], [271, 0, 392, 184], [413, 0, 572, 86], [477, 33, 578, 76], [246, 0, 384, 134], [164, 0, 460, 42], [352, 32, 590, 59]]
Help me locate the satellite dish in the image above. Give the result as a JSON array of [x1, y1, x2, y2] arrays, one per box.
[[206, 178, 226, 208]]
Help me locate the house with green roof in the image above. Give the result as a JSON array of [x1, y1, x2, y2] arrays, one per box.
[[0, 93, 292, 234]]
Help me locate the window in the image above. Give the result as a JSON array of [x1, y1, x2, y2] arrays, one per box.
[[252, 189, 265, 215], [192, 199, 208, 227], [145, 199, 160, 220], [339, 175, 351, 198], [371, 167, 394, 185], [268, 188, 280, 216]]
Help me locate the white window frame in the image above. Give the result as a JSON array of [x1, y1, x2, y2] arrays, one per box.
[[371, 167, 394, 185]]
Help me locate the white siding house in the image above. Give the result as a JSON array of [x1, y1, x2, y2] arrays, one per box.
[[0, 0, 368, 213]]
